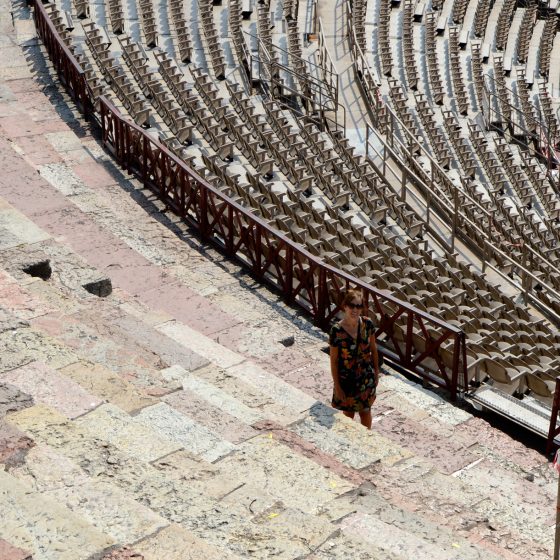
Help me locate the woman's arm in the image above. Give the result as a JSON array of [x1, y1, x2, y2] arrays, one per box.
[[369, 334, 380, 386], [330, 345, 345, 400]]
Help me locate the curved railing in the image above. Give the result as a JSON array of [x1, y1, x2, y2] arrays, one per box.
[[32, 0, 468, 400]]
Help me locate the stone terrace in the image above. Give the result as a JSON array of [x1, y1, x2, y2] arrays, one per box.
[[0, 0, 558, 558]]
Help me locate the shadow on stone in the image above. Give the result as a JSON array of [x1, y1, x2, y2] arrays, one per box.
[[309, 401, 336, 429]]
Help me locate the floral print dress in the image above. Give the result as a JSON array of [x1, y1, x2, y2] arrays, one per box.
[[329, 317, 377, 412]]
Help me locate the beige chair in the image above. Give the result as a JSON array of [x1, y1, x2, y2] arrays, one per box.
[[525, 373, 557, 407], [475, 358, 525, 394]]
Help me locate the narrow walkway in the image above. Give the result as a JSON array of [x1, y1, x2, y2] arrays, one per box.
[[315, 0, 372, 153]]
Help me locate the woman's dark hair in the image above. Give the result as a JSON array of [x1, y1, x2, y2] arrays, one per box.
[[341, 289, 363, 307]]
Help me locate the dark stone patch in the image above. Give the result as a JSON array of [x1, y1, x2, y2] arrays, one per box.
[[101, 546, 144, 559], [22, 259, 51, 280], [0, 382, 34, 418], [82, 277, 112, 297], [0, 420, 34, 466]]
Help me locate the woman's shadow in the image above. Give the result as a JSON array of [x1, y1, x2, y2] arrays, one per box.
[[308, 401, 336, 429]]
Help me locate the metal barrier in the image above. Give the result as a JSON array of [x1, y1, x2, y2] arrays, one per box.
[[32, 0, 469, 401], [33, 0, 92, 117]]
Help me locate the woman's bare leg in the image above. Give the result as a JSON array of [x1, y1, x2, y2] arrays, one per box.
[[343, 411, 355, 420], [359, 409, 372, 429]]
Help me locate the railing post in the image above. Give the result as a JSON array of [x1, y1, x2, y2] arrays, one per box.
[[284, 244, 294, 302], [316, 266, 328, 329], [548, 378, 560, 455], [200, 184, 209, 240]]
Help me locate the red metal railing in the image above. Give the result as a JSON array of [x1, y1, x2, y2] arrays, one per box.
[[33, 0, 469, 401], [33, 0, 92, 117]]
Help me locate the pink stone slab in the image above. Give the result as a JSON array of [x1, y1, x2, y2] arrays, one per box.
[[72, 161, 120, 189], [139, 284, 239, 335], [0, 270, 54, 320], [458, 416, 548, 472], [3, 361, 103, 419], [165, 390, 258, 444], [374, 412, 477, 475], [12, 135, 62, 166], [0, 539, 32, 560], [0, 421, 34, 464], [0, 114, 40, 137]]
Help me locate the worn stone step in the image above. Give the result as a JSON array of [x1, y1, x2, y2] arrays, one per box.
[[179, 370, 265, 425], [59, 360, 157, 414], [74, 403, 182, 462], [164, 388, 259, 444], [156, 320, 245, 369], [0, 326, 77, 375], [30, 312, 179, 393], [373, 407, 480, 475], [323, 481, 503, 560], [10, 444, 169, 544], [158, 321, 319, 418], [0, 469, 114, 560], [290, 402, 412, 469], [215, 435, 356, 514], [0, 200, 50, 250], [307, 531, 403, 560], [193, 363, 304, 425], [67, 304, 210, 375], [342, 512, 479, 560], [132, 524, 243, 560], [3, 361, 102, 419], [376, 454, 551, 556], [380, 374, 472, 426], [134, 402, 235, 462], [0, 268, 55, 321]]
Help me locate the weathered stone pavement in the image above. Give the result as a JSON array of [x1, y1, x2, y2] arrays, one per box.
[[0, 0, 557, 558]]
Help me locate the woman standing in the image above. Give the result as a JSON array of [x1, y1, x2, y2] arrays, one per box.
[[329, 289, 380, 429]]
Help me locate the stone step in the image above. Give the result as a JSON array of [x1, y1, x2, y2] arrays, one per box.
[[164, 388, 259, 444], [132, 524, 243, 560], [3, 360, 102, 419], [373, 407, 480, 475], [376, 454, 551, 556], [158, 316, 325, 414], [341, 512, 482, 560], [156, 320, 245, 369], [290, 402, 412, 469], [322, 481, 503, 560], [0, 469, 114, 560], [134, 402, 235, 462], [193, 363, 304, 425], [9, 444, 169, 545], [30, 312, 180, 393], [179, 370, 266, 425], [379, 374, 472, 426], [0, 325, 78, 375], [74, 403, 182, 462], [59, 360, 157, 414], [0, 199, 50, 250], [65, 303, 210, 376], [215, 435, 356, 514], [0, 268, 55, 321]]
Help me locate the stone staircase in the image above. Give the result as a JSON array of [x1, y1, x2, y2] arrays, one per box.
[[0, 2, 558, 559]]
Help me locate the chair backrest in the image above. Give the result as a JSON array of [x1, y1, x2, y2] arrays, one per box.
[[525, 374, 555, 398]]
